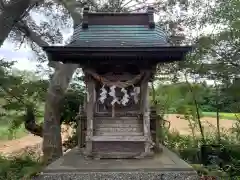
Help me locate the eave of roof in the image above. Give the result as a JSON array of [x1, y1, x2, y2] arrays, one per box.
[[43, 46, 192, 53], [42, 46, 193, 64]]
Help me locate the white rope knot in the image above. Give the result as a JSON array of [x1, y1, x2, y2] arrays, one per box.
[[109, 85, 120, 105], [121, 88, 129, 106], [130, 86, 140, 104], [99, 85, 107, 104]]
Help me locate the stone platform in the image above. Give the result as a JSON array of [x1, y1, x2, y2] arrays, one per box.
[[36, 146, 198, 180]]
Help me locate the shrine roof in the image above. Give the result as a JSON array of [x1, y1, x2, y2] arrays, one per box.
[[42, 7, 193, 65], [67, 7, 169, 47], [68, 25, 169, 47]]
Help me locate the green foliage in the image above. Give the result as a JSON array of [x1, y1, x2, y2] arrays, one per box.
[[0, 57, 86, 139], [0, 59, 47, 138], [0, 155, 43, 180], [0, 126, 27, 140], [151, 82, 240, 114], [165, 129, 240, 177], [202, 112, 240, 120], [60, 88, 85, 125]]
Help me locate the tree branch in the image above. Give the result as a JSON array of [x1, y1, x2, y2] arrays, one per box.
[[211, 47, 240, 68], [24, 105, 43, 137], [121, 0, 134, 10], [0, 0, 41, 46], [16, 21, 60, 68], [54, 0, 83, 27], [184, 73, 205, 143], [0, 0, 5, 9], [16, 21, 47, 46]]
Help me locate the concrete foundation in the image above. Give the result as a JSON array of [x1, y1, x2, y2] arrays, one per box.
[[35, 146, 198, 180]]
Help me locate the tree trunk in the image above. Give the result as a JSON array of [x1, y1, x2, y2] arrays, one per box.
[[41, 0, 83, 163], [13, 0, 83, 163], [0, 0, 38, 46], [18, 24, 79, 162], [42, 63, 78, 163]]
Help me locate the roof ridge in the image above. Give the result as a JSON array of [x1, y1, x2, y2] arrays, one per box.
[[81, 7, 154, 28]]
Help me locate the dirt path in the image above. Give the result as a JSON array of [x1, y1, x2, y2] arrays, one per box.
[[0, 134, 41, 155], [0, 125, 74, 156], [0, 115, 236, 155], [166, 114, 235, 135]]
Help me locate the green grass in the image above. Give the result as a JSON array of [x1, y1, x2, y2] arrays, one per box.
[[0, 106, 44, 140], [0, 114, 44, 140], [202, 112, 240, 120], [0, 125, 28, 141]]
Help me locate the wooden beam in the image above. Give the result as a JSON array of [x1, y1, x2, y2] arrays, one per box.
[[82, 7, 89, 29], [85, 73, 95, 156], [77, 110, 82, 149], [77, 105, 86, 149], [147, 6, 155, 29], [140, 71, 151, 154]]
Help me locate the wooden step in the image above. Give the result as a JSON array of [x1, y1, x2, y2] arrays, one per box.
[[95, 127, 142, 133], [95, 116, 138, 120], [94, 131, 143, 136], [90, 135, 147, 141], [94, 112, 140, 117], [94, 119, 141, 125], [95, 123, 142, 128], [92, 152, 143, 159]]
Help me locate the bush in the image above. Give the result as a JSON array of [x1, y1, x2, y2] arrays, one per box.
[[165, 129, 240, 177], [0, 155, 43, 180]]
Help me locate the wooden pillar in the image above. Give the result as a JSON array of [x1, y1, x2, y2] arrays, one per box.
[[76, 115, 83, 149], [85, 74, 95, 156], [140, 72, 151, 154], [77, 105, 85, 149]]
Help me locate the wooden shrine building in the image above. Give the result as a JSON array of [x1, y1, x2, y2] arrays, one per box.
[[43, 7, 192, 159]]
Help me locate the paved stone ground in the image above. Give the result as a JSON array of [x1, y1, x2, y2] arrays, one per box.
[[36, 146, 198, 180]]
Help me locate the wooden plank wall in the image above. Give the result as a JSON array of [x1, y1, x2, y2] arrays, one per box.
[[93, 116, 143, 136]]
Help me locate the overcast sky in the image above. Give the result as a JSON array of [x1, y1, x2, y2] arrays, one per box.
[[0, 5, 73, 71]]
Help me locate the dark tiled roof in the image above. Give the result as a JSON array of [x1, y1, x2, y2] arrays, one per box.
[[68, 25, 169, 47]]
